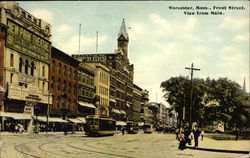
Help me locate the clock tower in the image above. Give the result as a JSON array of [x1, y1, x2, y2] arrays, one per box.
[[117, 19, 129, 57]]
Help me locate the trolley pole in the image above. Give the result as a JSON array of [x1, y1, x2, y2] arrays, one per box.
[[185, 63, 200, 130]]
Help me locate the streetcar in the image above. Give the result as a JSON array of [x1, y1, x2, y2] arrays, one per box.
[[143, 123, 153, 134], [126, 121, 139, 134], [84, 115, 116, 136]]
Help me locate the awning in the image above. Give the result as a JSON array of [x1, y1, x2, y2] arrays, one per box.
[[116, 121, 126, 126], [0, 112, 31, 120], [126, 103, 130, 107], [112, 109, 120, 114], [68, 118, 83, 124], [119, 110, 126, 115], [138, 122, 144, 126], [37, 116, 47, 122], [109, 98, 116, 103], [49, 117, 67, 123], [77, 117, 86, 123], [78, 101, 96, 109]]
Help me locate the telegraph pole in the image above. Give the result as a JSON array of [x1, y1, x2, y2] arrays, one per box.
[[185, 63, 200, 130]]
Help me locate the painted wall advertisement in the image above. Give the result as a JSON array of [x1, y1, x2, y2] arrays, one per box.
[[6, 20, 51, 63]]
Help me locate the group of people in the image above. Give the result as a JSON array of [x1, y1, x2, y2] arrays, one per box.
[[5, 122, 24, 134], [176, 125, 204, 150]]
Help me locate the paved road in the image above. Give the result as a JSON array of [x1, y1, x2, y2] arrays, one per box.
[[0, 132, 249, 158]]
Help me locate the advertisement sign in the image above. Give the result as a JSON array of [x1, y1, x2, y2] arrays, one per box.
[[6, 20, 51, 63]]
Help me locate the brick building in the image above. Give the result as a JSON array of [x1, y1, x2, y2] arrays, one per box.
[[49, 47, 79, 119]]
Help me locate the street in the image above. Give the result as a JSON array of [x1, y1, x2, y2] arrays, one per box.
[[0, 132, 248, 158]]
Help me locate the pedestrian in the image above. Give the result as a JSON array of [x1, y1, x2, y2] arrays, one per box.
[[121, 126, 125, 135], [201, 130, 204, 141], [178, 131, 186, 150], [235, 130, 239, 141], [193, 128, 201, 147], [175, 128, 179, 140], [184, 127, 191, 145], [63, 124, 68, 136]]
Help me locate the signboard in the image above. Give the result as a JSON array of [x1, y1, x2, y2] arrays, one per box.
[[6, 20, 51, 63], [72, 54, 108, 63]]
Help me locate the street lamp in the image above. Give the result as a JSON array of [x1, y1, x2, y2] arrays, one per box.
[[44, 93, 52, 134]]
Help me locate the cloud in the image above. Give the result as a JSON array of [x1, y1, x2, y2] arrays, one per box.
[[218, 17, 249, 30], [54, 34, 109, 55], [55, 24, 73, 34], [30, 8, 53, 23], [233, 33, 249, 42]]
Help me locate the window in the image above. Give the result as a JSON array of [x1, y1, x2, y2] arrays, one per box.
[[51, 60, 55, 72], [42, 66, 45, 77], [63, 80, 66, 91], [57, 79, 61, 91], [10, 73, 13, 84], [68, 83, 71, 94], [64, 65, 67, 76], [19, 57, 23, 72], [10, 54, 14, 67], [42, 82, 45, 92], [58, 63, 61, 75], [50, 76, 54, 90], [69, 68, 72, 79], [31, 62, 35, 76], [25, 59, 29, 74]]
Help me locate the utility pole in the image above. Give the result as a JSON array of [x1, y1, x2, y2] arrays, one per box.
[[185, 63, 200, 130]]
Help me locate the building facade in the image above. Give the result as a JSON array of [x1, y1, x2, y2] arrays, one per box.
[[140, 90, 153, 123], [0, 2, 52, 131], [0, 23, 6, 111], [87, 63, 110, 117], [131, 84, 142, 122], [49, 47, 79, 119], [72, 19, 134, 121], [77, 62, 95, 117]]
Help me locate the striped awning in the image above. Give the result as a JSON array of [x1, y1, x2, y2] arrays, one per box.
[[109, 98, 116, 103], [78, 101, 96, 109], [68, 118, 83, 124], [116, 121, 126, 126], [112, 109, 121, 114], [119, 110, 126, 115], [77, 117, 86, 123], [49, 117, 67, 123], [0, 112, 31, 120]]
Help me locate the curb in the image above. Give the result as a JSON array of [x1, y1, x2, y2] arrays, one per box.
[[186, 146, 250, 154]]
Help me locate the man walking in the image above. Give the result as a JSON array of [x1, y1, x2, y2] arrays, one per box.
[[193, 128, 201, 147]]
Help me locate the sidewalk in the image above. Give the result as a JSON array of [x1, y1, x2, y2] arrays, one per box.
[[187, 136, 250, 154], [0, 131, 85, 136]]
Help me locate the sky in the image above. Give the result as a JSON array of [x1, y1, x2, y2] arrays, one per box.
[[17, 1, 249, 106]]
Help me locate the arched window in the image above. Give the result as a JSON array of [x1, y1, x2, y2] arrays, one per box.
[[25, 59, 29, 74], [31, 61, 35, 76], [19, 57, 23, 72]]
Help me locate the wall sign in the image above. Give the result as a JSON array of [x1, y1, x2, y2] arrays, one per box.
[[6, 20, 51, 63]]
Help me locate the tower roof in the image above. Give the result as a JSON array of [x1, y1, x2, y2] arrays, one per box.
[[118, 19, 129, 41]]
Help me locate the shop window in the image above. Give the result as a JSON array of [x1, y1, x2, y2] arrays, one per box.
[[19, 57, 23, 72], [25, 59, 29, 75], [31, 61, 35, 76], [10, 54, 14, 67]]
